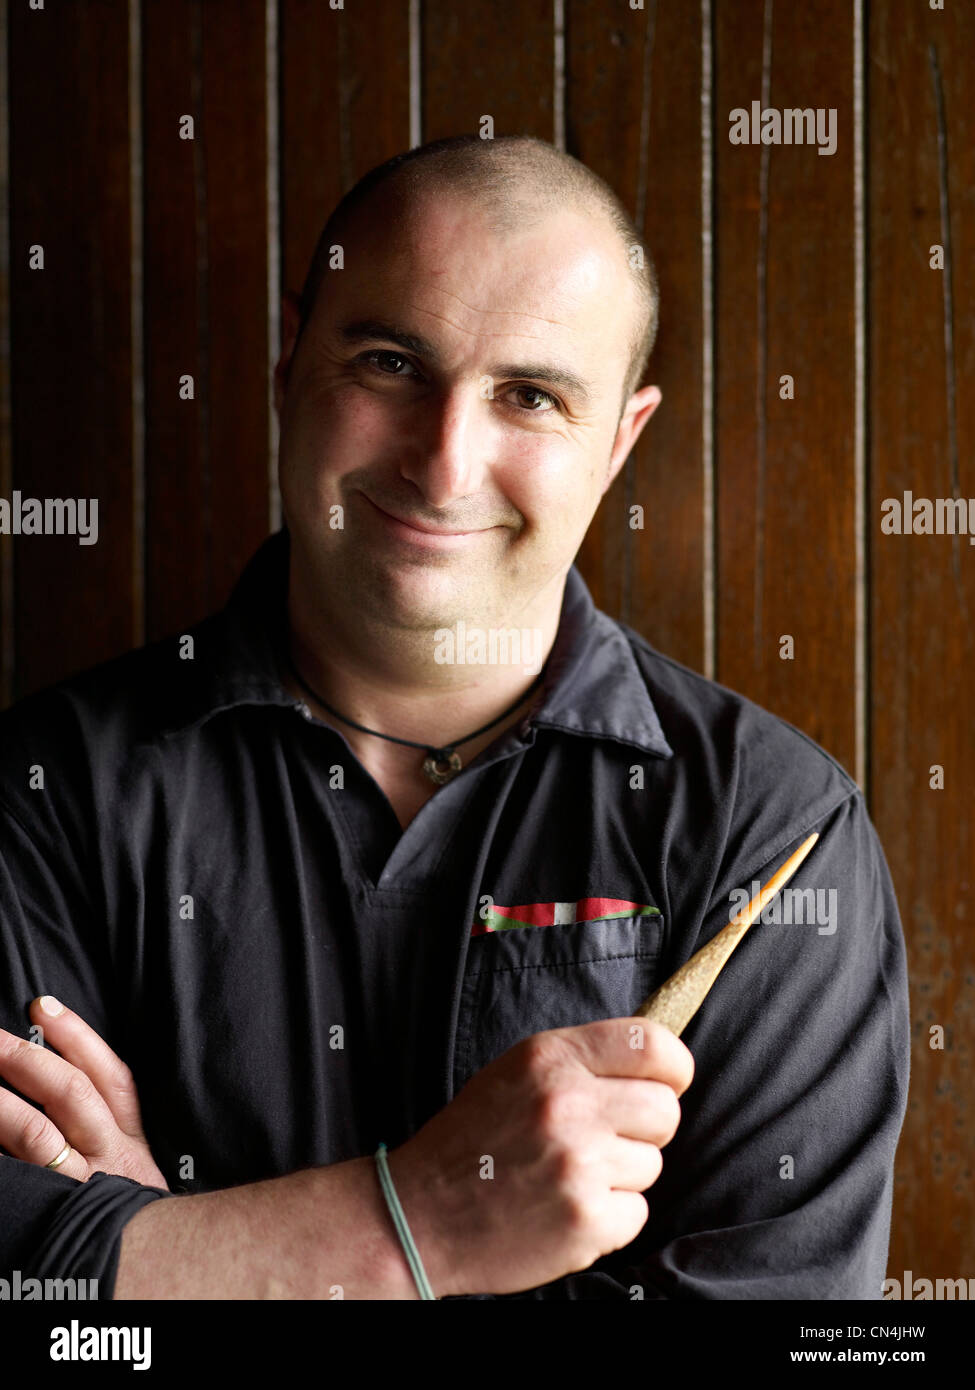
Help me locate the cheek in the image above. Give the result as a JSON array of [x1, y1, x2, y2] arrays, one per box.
[[498, 437, 597, 523], [286, 385, 388, 483]]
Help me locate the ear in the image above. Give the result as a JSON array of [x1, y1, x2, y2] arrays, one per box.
[[601, 384, 662, 496], [273, 291, 304, 418]]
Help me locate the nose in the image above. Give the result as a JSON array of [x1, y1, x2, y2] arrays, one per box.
[[398, 384, 491, 508]]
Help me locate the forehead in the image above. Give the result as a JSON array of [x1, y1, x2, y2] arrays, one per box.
[[331, 187, 634, 395]]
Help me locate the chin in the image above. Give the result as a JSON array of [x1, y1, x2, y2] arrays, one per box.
[[365, 563, 478, 628]]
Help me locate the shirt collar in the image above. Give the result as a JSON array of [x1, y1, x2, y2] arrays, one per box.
[[529, 564, 673, 758], [157, 527, 673, 759]]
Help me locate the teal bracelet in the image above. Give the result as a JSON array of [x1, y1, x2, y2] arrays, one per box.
[[374, 1143, 437, 1301]]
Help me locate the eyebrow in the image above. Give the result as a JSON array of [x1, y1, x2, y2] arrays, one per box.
[[336, 317, 594, 407]]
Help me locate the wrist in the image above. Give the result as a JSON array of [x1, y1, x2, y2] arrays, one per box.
[[292, 1158, 419, 1299], [382, 1143, 463, 1299]]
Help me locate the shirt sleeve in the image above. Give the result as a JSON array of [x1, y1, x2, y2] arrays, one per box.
[[449, 788, 911, 1300], [0, 798, 172, 1300]]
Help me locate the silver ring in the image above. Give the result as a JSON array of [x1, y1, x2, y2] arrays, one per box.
[[45, 1142, 72, 1170]]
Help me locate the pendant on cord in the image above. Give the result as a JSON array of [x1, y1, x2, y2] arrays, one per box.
[[423, 750, 463, 785]]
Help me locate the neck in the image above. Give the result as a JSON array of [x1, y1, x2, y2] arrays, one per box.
[[281, 567, 565, 786]]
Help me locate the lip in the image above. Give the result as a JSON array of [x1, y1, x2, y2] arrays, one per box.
[[361, 494, 492, 548]]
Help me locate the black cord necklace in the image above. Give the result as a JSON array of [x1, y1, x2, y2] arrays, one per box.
[[285, 654, 547, 785]]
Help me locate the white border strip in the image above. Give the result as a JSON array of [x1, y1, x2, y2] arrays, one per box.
[[553, 0, 566, 150], [409, 0, 421, 147]]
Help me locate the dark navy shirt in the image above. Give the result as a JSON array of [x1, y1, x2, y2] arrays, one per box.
[[0, 528, 910, 1299]]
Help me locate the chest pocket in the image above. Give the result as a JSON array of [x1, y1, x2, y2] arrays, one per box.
[[451, 912, 667, 1095]]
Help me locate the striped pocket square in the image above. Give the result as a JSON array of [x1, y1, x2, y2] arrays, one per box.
[[471, 898, 660, 936]]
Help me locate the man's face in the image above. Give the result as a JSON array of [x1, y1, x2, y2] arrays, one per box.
[[276, 188, 658, 635]]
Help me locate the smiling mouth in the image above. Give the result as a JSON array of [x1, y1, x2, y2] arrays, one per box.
[[362, 493, 491, 540]]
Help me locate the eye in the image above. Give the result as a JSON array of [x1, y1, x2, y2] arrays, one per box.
[[358, 349, 419, 377], [356, 353, 560, 414], [509, 385, 559, 413]]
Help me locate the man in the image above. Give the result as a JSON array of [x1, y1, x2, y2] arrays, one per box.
[[0, 134, 909, 1299]]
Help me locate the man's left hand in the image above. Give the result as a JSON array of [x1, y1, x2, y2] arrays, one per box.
[[0, 997, 169, 1188]]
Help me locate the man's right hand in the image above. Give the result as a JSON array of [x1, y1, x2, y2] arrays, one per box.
[[0, 998, 169, 1190], [386, 1016, 694, 1298]]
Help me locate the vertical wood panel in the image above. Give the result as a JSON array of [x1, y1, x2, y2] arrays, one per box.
[[143, 0, 271, 642], [8, 0, 135, 696], [198, 0, 271, 611], [869, 0, 975, 1274], [715, 0, 857, 771], [568, 0, 705, 669], [142, 0, 204, 638], [422, 0, 554, 141], [0, 0, 11, 708], [280, 0, 411, 323]]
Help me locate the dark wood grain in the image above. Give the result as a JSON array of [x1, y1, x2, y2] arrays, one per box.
[[715, 0, 857, 771], [8, 0, 135, 696], [0, 1, 11, 708], [869, 0, 975, 1276], [143, 0, 271, 641], [568, 0, 705, 670], [422, 0, 553, 142], [280, 0, 411, 310]]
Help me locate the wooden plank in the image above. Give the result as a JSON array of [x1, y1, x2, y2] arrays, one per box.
[[8, 0, 135, 696], [0, 1, 11, 709], [280, 0, 411, 308], [422, 0, 553, 142], [869, 0, 975, 1279], [568, 0, 705, 670], [143, 0, 270, 640], [715, 0, 857, 771], [142, 0, 203, 639]]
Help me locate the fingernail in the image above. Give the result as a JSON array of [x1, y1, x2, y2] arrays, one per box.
[[38, 995, 64, 1017]]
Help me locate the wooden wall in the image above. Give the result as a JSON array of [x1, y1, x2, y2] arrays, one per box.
[[1, 0, 972, 1284]]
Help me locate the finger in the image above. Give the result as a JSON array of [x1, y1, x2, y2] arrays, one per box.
[[604, 1134, 665, 1194], [602, 1188, 651, 1253], [27, 997, 145, 1137], [596, 1076, 683, 1148], [0, 1027, 120, 1159], [562, 1017, 695, 1094], [0, 1084, 90, 1181]]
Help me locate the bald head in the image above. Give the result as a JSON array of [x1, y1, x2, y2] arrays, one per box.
[[297, 135, 659, 415]]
